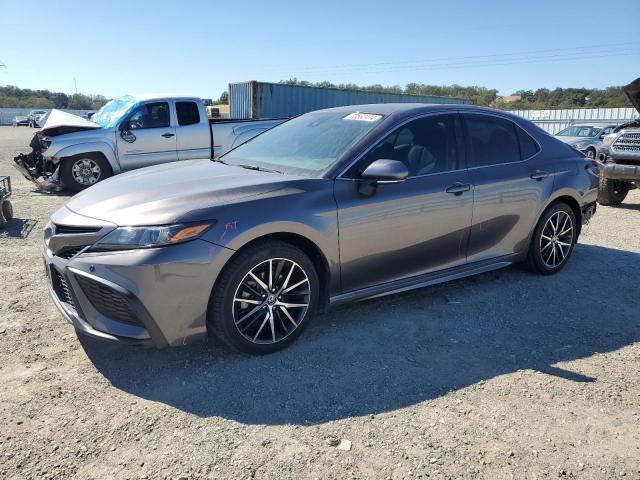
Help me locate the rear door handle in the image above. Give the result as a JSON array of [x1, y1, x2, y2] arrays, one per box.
[[161, 132, 175, 138], [446, 182, 471, 195], [530, 170, 549, 181]]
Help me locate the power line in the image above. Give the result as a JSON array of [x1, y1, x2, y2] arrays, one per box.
[[265, 41, 640, 76], [291, 49, 640, 76]]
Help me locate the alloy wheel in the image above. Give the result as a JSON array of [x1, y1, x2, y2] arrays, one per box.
[[232, 258, 310, 344], [539, 210, 574, 268], [71, 158, 102, 186]]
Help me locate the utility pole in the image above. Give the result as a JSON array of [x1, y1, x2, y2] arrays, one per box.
[[74, 77, 78, 95]]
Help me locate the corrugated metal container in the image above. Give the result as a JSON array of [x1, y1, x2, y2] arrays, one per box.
[[509, 107, 639, 134], [229, 81, 471, 119]]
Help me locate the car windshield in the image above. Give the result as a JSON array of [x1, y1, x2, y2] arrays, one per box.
[[90, 95, 138, 128], [556, 125, 601, 137], [221, 110, 385, 176]]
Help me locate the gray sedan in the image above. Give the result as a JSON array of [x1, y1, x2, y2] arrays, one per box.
[[44, 104, 599, 354], [555, 124, 617, 158]]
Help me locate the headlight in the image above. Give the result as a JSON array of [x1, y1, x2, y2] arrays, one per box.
[[40, 137, 51, 149], [602, 134, 616, 146], [572, 141, 589, 150], [88, 222, 214, 252]]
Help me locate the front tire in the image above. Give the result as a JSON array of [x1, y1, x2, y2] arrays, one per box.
[[597, 177, 629, 206], [60, 153, 112, 192], [585, 147, 596, 159], [207, 240, 319, 354], [525, 202, 577, 275]]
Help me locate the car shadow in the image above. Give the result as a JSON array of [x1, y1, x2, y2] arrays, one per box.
[[0, 218, 38, 239], [81, 243, 640, 425]]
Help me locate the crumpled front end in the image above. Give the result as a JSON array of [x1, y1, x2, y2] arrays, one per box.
[[12, 132, 61, 189], [12, 109, 101, 190]]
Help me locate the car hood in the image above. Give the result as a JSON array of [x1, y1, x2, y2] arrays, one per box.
[[624, 77, 640, 114], [64, 160, 298, 226], [40, 109, 101, 137]]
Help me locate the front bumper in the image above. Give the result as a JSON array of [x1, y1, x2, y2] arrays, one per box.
[[597, 160, 640, 181], [44, 230, 234, 348]]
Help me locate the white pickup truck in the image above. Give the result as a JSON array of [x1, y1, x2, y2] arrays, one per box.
[[13, 94, 285, 191]]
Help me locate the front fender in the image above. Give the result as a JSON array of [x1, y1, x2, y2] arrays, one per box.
[[51, 142, 120, 173]]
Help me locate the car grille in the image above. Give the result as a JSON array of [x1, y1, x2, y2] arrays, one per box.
[[50, 268, 75, 308], [613, 132, 640, 152], [54, 224, 102, 234], [56, 246, 86, 259], [76, 275, 142, 326]]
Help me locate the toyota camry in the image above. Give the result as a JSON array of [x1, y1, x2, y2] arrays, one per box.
[[43, 104, 598, 354]]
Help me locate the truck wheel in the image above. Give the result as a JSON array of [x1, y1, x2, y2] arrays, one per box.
[[597, 177, 629, 206], [60, 153, 112, 192], [585, 147, 596, 159]]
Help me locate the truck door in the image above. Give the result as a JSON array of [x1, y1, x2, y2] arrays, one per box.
[[175, 100, 211, 160], [116, 101, 177, 170]]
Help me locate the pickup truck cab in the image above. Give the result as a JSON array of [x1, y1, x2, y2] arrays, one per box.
[[13, 95, 284, 191]]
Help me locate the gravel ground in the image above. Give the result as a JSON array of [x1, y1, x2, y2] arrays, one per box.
[[1, 125, 639, 480]]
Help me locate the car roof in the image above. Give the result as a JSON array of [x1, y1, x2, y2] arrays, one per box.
[[132, 93, 200, 102]]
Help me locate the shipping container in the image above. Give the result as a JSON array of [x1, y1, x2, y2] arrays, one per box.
[[229, 81, 471, 119]]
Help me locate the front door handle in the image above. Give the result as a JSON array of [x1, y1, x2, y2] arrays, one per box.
[[445, 182, 471, 195], [530, 170, 549, 181], [161, 132, 175, 138]]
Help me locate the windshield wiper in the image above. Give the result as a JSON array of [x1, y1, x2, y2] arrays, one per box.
[[237, 164, 283, 174], [212, 157, 228, 164]]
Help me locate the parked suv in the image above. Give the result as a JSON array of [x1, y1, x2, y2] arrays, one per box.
[[596, 78, 640, 205]]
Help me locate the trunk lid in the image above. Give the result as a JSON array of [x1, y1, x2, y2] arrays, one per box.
[[624, 77, 640, 114]]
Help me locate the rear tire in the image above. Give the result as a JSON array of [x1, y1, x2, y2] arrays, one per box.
[[60, 153, 112, 192], [207, 240, 319, 355], [597, 177, 629, 206], [525, 202, 577, 275]]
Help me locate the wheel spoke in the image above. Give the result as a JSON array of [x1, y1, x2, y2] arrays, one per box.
[[234, 297, 261, 305], [249, 271, 269, 293], [540, 241, 552, 252], [282, 278, 309, 294], [252, 311, 271, 342], [277, 302, 307, 308], [280, 306, 298, 328], [235, 304, 262, 325], [268, 259, 273, 290]]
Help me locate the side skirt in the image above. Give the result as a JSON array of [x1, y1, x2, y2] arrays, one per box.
[[329, 254, 520, 306]]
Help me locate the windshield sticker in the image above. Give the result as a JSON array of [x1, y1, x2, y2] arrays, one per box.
[[343, 112, 382, 122]]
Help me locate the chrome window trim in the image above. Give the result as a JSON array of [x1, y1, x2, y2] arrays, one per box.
[[336, 110, 464, 180]]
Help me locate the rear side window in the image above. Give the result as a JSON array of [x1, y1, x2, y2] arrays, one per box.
[[515, 126, 539, 159], [176, 102, 200, 126], [464, 114, 520, 167]]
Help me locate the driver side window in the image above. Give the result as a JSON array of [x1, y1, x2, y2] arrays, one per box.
[[127, 102, 170, 130], [344, 114, 458, 178]]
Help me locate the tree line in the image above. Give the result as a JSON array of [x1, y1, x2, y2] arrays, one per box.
[[279, 79, 633, 110], [0, 85, 108, 110], [2, 81, 634, 111]]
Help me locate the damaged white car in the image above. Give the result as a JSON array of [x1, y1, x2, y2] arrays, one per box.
[[13, 95, 285, 191]]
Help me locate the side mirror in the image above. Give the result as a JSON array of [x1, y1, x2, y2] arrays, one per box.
[[361, 159, 409, 183]]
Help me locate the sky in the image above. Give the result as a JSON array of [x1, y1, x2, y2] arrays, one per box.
[[1, 0, 639, 100]]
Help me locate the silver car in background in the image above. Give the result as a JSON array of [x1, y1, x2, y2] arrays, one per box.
[[44, 104, 599, 355], [554, 124, 617, 159]]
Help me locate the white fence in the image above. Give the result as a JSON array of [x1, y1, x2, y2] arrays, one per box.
[[0, 108, 94, 126], [509, 107, 638, 135]]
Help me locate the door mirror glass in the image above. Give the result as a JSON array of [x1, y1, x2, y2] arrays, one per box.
[[361, 159, 408, 182]]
